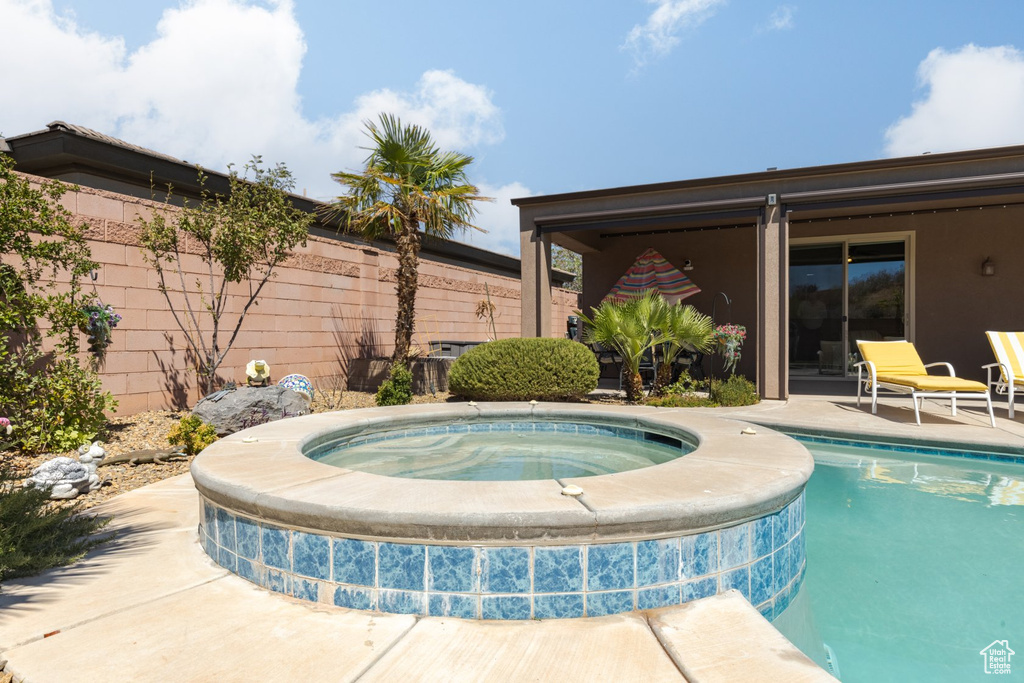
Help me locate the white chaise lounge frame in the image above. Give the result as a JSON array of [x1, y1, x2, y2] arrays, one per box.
[[855, 341, 996, 428]]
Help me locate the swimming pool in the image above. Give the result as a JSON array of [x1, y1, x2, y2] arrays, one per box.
[[777, 437, 1024, 682]]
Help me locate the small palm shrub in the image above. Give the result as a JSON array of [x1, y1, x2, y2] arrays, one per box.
[[448, 338, 599, 401], [0, 466, 111, 585], [376, 362, 413, 406], [168, 414, 219, 455]]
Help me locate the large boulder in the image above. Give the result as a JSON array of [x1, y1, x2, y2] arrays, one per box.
[[192, 385, 309, 436]]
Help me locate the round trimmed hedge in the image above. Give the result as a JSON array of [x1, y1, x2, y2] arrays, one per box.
[[448, 338, 599, 401]]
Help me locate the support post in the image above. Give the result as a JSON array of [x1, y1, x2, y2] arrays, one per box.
[[757, 203, 789, 400], [520, 221, 552, 338]]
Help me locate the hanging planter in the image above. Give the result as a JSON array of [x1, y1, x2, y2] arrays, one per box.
[[79, 299, 122, 357], [713, 323, 747, 375]]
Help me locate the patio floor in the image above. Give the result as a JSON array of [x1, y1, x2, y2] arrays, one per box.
[[4, 391, 1021, 682]]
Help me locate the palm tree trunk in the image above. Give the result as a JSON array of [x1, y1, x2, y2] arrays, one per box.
[[392, 219, 421, 363], [652, 363, 673, 396], [625, 371, 645, 403]]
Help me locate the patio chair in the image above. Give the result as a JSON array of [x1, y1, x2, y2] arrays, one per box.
[[984, 331, 1024, 418], [855, 340, 995, 427]]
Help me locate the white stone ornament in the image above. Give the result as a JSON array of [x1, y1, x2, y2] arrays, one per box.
[[24, 442, 106, 499]]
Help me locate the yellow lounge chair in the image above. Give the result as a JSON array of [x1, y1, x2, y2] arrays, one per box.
[[855, 340, 995, 427], [984, 331, 1024, 418]]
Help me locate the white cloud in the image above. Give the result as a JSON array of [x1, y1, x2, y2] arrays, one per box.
[[457, 181, 532, 257], [0, 0, 519, 252], [622, 0, 726, 68], [884, 44, 1024, 157], [757, 5, 795, 33]]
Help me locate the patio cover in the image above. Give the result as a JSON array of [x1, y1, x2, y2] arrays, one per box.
[[602, 248, 701, 304]]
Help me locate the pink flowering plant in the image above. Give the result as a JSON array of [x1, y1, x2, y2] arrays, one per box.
[[79, 299, 122, 356], [713, 323, 747, 375]]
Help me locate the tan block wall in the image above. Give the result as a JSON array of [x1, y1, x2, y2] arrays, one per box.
[[20, 174, 578, 414]]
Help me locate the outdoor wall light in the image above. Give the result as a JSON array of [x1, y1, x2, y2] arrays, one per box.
[[683, 259, 693, 271], [982, 257, 995, 276]]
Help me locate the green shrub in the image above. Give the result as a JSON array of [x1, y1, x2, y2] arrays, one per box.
[[645, 393, 717, 408], [0, 466, 111, 585], [710, 375, 760, 407], [448, 338, 599, 401], [0, 344, 116, 454], [168, 414, 219, 455], [376, 362, 413, 406]]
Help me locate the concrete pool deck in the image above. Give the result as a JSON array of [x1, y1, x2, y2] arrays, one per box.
[[4, 391, 1022, 682]]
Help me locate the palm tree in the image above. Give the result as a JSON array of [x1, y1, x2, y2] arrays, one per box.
[[330, 114, 488, 363], [577, 291, 671, 403], [650, 298, 714, 395]]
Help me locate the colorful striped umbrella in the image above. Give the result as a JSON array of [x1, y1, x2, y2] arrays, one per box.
[[602, 248, 701, 304]]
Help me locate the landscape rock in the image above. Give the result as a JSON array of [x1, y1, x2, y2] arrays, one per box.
[[192, 385, 309, 436]]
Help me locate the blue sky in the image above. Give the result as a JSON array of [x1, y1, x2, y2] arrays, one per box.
[[3, 0, 1024, 256]]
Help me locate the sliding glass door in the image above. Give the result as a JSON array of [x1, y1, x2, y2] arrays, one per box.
[[789, 235, 910, 377]]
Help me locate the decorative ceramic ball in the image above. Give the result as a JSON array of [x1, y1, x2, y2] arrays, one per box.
[[278, 373, 313, 401]]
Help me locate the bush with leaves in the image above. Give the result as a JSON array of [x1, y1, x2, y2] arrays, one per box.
[[710, 374, 760, 406], [0, 154, 116, 454], [0, 465, 111, 585], [138, 158, 312, 396], [168, 414, 219, 455], [448, 338, 599, 401], [0, 345, 115, 454], [376, 362, 413, 406]]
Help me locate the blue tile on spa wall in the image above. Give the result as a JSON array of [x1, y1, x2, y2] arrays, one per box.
[[379, 589, 426, 615], [682, 576, 718, 603], [587, 543, 635, 591], [586, 590, 633, 617], [429, 593, 479, 619], [638, 585, 680, 610], [235, 517, 260, 560], [427, 546, 477, 593], [750, 555, 774, 606], [637, 538, 679, 587], [293, 577, 319, 602], [680, 532, 717, 579], [757, 599, 775, 621], [379, 543, 426, 591], [773, 543, 792, 594], [334, 586, 375, 611], [236, 557, 258, 584], [752, 515, 774, 559], [215, 508, 235, 552], [719, 523, 750, 570], [293, 531, 331, 580], [480, 547, 530, 594], [534, 546, 583, 593], [261, 525, 290, 570], [773, 507, 793, 548], [202, 501, 217, 538], [482, 595, 532, 620], [333, 538, 376, 587], [534, 593, 585, 619], [264, 568, 291, 595], [216, 545, 236, 572], [722, 566, 750, 601]]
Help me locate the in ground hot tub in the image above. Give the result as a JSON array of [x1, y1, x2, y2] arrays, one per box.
[[191, 403, 812, 620]]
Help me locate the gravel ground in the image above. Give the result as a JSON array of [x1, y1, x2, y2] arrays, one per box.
[[0, 390, 453, 510]]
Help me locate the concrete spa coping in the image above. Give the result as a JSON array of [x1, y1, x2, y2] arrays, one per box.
[[190, 403, 814, 545]]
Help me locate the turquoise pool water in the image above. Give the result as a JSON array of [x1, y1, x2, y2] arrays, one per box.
[[786, 439, 1024, 681], [308, 421, 689, 480]]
